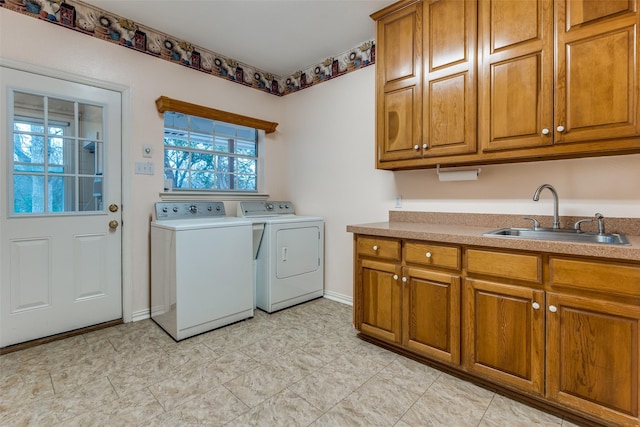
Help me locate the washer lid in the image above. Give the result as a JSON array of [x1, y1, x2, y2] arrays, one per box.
[[152, 217, 252, 230]]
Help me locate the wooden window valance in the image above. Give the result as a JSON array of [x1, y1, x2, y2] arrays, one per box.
[[155, 96, 278, 134]]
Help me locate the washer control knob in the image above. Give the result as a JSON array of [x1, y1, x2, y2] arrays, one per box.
[[172, 207, 178, 213], [162, 207, 168, 213], [279, 204, 284, 209], [207, 206, 213, 211], [266, 203, 274, 210], [189, 205, 198, 214], [216, 205, 221, 211]]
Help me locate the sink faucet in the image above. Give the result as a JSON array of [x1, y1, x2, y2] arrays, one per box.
[[595, 212, 605, 235], [532, 184, 560, 229]]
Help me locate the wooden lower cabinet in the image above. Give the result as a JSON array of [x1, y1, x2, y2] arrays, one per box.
[[353, 233, 640, 426], [403, 267, 460, 365], [464, 278, 545, 395], [355, 236, 462, 365], [546, 292, 640, 425], [359, 258, 403, 344]]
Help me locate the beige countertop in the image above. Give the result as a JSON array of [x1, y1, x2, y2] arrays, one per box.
[[347, 212, 640, 262]]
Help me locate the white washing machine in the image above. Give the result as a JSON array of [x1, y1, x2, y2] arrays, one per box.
[[151, 201, 253, 341], [238, 201, 324, 313]]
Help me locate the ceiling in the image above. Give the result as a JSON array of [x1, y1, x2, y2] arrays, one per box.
[[82, 0, 395, 76]]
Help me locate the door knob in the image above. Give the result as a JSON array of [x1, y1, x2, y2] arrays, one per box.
[[109, 204, 119, 212], [108, 220, 119, 230]]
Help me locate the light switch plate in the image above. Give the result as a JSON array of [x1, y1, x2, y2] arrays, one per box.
[[135, 161, 154, 175]]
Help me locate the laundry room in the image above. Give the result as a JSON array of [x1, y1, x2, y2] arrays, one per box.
[[2, 1, 640, 425]]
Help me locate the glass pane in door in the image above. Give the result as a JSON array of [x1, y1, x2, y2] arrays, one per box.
[[11, 91, 105, 214]]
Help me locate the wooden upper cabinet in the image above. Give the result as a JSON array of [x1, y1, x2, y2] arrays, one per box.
[[374, 0, 477, 167], [555, 0, 640, 144], [373, 0, 640, 169], [480, 0, 640, 152], [374, 1, 423, 164], [479, 0, 554, 151], [423, 0, 477, 157]]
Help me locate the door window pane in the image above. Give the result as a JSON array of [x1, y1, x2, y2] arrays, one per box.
[[48, 176, 75, 212], [10, 91, 106, 214], [14, 175, 45, 213]]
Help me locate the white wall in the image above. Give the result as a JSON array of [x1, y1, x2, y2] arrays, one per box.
[[282, 66, 640, 301], [1, 9, 287, 316], [3, 7, 639, 310]]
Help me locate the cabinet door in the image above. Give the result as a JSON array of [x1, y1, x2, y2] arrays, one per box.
[[358, 259, 403, 344], [403, 267, 461, 365], [555, 0, 640, 143], [546, 292, 640, 425], [375, 2, 423, 164], [479, 0, 554, 151], [423, 0, 477, 157], [464, 278, 545, 395]]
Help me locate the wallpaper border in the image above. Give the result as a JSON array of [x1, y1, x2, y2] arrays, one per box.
[[1, 0, 376, 97]]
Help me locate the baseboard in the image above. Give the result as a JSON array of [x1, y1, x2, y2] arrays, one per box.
[[133, 295, 350, 323], [323, 290, 353, 306], [132, 308, 150, 322]]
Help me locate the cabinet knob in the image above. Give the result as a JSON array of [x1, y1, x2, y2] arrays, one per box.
[[373, 245, 378, 251], [541, 128, 550, 135], [425, 252, 432, 258], [402, 277, 407, 282], [532, 302, 540, 310], [393, 274, 398, 280], [422, 143, 428, 149], [556, 125, 565, 133], [548, 305, 558, 313], [414, 145, 420, 150]]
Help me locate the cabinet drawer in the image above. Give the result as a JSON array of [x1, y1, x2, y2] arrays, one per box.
[[466, 249, 542, 283], [405, 241, 460, 270], [357, 236, 401, 261], [550, 257, 640, 298]]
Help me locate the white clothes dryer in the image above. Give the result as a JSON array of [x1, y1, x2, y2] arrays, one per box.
[[151, 202, 253, 341], [238, 201, 324, 313]]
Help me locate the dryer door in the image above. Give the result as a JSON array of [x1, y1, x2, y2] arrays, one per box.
[[276, 225, 321, 278]]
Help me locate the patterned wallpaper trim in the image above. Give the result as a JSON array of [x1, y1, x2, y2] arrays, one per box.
[[1, 0, 376, 97]]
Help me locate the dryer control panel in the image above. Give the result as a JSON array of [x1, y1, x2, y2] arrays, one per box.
[[155, 201, 226, 220], [238, 201, 295, 217]]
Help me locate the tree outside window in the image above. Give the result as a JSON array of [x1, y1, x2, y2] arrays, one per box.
[[163, 112, 258, 191]]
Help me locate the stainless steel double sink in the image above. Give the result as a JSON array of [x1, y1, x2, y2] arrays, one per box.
[[483, 227, 630, 245]]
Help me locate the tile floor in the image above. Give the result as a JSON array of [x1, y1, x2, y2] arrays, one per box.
[[1, 298, 582, 426]]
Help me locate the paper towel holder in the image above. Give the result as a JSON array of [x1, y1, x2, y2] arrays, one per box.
[[436, 164, 481, 182]]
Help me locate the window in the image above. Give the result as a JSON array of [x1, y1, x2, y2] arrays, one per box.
[[163, 112, 258, 191], [11, 91, 105, 214]]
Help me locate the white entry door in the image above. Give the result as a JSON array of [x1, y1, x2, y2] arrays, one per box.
[[0, 67, 122, 348]]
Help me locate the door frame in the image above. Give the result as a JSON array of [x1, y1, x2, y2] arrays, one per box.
[[1, 58, 134, 323]]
